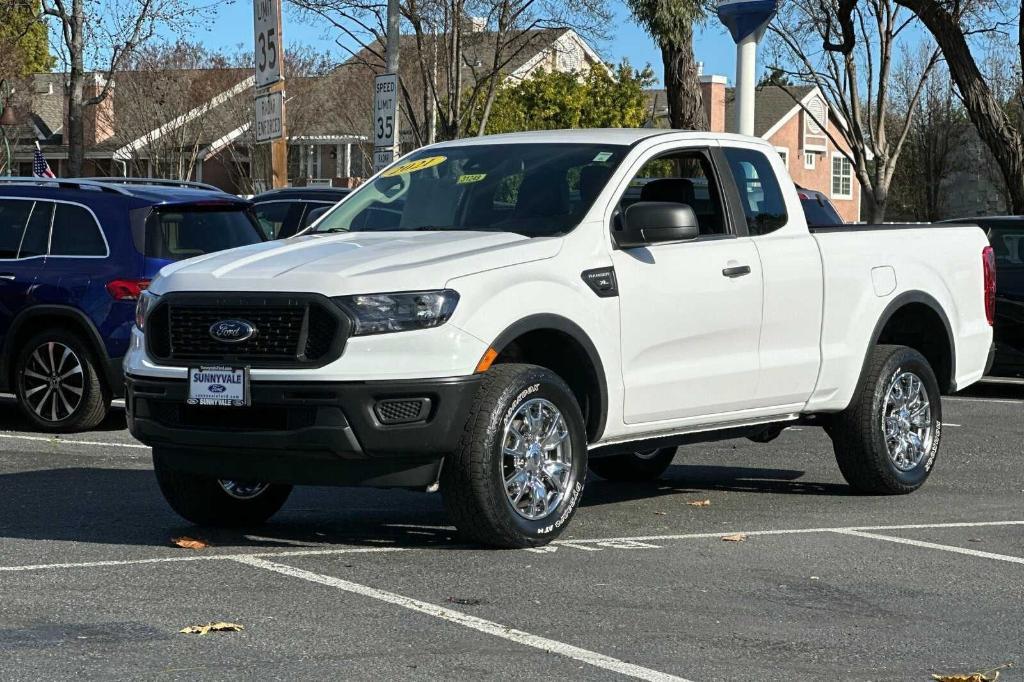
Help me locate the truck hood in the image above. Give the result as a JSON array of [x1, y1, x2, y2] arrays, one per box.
[[151, 230, 561, 295]]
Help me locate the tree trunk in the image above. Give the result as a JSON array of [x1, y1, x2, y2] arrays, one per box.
[[660, 23, 707, 131], [896, 0, 1024, 212], [66, 0, 86, 177]]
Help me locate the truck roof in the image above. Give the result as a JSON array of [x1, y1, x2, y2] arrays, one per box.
[[428, 128, 773, 148]]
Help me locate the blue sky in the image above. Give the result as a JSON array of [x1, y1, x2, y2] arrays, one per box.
[[190, 0, 739, 86]]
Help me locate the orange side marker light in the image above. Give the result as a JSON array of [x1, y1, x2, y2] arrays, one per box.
[[475, 347, 498, 373]]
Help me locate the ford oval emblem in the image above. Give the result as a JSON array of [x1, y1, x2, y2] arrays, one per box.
[[209, 384, 227, 393], [209, 319, 256, 343]]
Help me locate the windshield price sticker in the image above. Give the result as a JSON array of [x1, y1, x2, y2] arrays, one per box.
[[457, 173, 487, 184], [593, 151, 614, 162], [187, 366, 249, 407], [380, 155, 447, 177]]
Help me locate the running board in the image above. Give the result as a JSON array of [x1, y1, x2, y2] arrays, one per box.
[[588, 413, 800, 458]]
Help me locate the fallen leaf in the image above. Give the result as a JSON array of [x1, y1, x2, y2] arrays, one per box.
[[179, 622, 244, 635], [172, 536, 209, 550], [447, 597, 482, 606], [721, 533, 747, 542], [653, 511, 667, 516], [687, 499, 711, 507], [932, 663, 1012, 682]]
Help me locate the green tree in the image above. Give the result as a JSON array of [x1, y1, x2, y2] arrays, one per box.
[[0, 1, 54, 76], [472, 62, 655, 134], [625, 0, 706, 130]]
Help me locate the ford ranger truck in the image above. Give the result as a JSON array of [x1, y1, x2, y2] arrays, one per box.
[[125, 130, 994, 548]]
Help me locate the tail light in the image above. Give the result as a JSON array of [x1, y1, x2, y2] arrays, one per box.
[[982, 246, 996, 326], [107, 278, 151, 301]]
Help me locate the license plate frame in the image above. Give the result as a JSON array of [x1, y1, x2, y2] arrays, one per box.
[[186, 366, 250, 407]]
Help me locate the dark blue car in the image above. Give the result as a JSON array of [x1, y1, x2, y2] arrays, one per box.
[[0, 178, 264, 431]]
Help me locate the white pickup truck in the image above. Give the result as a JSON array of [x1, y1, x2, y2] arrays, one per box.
[[125, 130, 994, 548]]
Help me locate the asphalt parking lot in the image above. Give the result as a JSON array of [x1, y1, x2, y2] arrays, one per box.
[[0, 383, 1021, 681]]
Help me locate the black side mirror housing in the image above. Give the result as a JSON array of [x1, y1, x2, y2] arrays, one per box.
[[615, 201, 700, 248]]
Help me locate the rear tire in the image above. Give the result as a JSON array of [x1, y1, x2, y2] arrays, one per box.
[[829, 344, 942, 494], [153, 449, 292, 526], [588, 448, 677, 481], [441, 364, 588, 548], [14, 328, 109, 433]]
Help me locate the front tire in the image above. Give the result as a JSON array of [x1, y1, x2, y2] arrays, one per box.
[[829, 344, 942, 494], [588, 448, 677, 481], [442, 364, 588, 548], [15, 328, 110, 432], [153, 449, 292, 526]]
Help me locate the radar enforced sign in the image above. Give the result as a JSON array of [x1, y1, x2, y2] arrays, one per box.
[[255, 89, 284, 143]]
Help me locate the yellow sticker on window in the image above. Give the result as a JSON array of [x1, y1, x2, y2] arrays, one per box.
[[380, 155, 447, 177], [457, 173, 487, 184]]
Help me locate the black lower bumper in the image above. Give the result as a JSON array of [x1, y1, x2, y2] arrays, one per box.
[[126, 373, 481, 488]]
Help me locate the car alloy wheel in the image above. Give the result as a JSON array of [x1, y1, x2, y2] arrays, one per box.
[[881, 370, 934, 472], [502, 397, 573, 521], [218, 480, 271, 500], [21, 341, 85, 423]]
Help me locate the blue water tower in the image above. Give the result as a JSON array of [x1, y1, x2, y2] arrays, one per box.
[[716, 0, 780, 136]]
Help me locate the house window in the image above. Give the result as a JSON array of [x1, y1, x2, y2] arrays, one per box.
[[775, 147, 789, 169], [804, 152, 816, 169], [832, 154, 853, 199]]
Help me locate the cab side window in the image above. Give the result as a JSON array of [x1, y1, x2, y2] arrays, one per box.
[[722, 148, 788, 236], [619, 150, 727, 236]]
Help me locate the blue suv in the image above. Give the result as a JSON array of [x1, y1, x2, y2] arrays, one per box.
[[0, 178, 264, 432]]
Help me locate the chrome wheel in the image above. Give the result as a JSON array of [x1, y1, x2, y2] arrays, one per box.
[[21, 342, 85, 423], [502, 398, 573, 521], [218, 480, 270, 499], [882, 370, 933, 471]]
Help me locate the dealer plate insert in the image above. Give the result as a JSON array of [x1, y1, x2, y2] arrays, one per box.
[[187, 366, 250, 407]]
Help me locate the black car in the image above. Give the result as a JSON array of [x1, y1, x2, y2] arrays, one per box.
[[251, 187, 351, 239], [938, 215, 1024, 377], [796, 185, 845, 226]]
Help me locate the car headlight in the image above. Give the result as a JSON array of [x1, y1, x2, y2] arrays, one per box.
[[135, 290, 160, 330], [334, 290, 459, 336]]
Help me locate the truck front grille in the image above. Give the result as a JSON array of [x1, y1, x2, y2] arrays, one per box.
[[146, 293, 349, 368]]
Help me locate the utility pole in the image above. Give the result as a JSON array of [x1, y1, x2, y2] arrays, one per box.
[[373, 0, 401, 173], [716, 0, 779, 136]]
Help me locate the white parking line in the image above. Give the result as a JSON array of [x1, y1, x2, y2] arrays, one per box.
[[833, 529, 1024, 565], [944, 397, 1023, 405], [233, 555, 689, 682], [0, 432, 149, 449], [2, 520, 1023, 573]]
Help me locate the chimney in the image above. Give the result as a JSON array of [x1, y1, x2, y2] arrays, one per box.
[[82, 73, 115, 146], [700, 74, 727, 133]]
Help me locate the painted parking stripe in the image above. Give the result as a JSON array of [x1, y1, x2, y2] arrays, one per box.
[[233, 555, 690, 682], [3, 520, 1023, 574], [832, 529, 1024, 565], [944, 396, 1023, 405], [0, 432, 149, 449]]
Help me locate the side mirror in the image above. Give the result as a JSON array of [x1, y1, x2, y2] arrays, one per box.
[[615, 201, 700, 248]]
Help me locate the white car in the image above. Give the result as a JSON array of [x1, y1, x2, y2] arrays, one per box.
[[125, 129, 994, 548]]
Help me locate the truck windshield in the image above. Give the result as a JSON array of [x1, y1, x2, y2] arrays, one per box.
[[309, 143, 629, 237]]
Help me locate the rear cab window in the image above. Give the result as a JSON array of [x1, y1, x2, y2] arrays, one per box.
[[143, 205, 264, 261]]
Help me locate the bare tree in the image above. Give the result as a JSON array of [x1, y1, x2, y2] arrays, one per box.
[[767, 0, 940, 222], [41, 0, 203, 176], [288, 0, 610, 144]]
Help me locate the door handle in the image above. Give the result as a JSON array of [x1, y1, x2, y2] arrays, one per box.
[[0, 273, 15, 281], [722, 265, 751, 278]]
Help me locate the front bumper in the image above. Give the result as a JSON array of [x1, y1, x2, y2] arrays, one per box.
[[127, 374, 481, 488]]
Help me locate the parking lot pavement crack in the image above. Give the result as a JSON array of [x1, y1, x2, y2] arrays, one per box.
[[831, 529, 1024, 564], [230, 555, 693, 682]]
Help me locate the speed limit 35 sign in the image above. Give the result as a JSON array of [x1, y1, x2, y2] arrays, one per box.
[[253, 0, 282, 88], [374, 74, 398, 148]]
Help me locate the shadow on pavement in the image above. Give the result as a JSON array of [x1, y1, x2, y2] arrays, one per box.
[[582, 464, 850, 509], [0, 400, 127, 433]]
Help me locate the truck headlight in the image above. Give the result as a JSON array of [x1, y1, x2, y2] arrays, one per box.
[[135, 290, 160, 330], [334, 290, 459, 336]]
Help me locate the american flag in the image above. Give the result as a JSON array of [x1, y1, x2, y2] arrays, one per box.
[[33, 147, 55, 179]]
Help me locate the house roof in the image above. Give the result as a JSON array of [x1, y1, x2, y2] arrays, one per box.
[[723, 85, 815, 136]]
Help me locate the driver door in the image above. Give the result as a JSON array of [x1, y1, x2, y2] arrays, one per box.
[[611, 145, 764, 423]]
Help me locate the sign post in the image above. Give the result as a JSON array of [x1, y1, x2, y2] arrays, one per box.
[[373, 73, 399, 173], [716, 0, 779, 136], [253, 0, 288, 188]]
